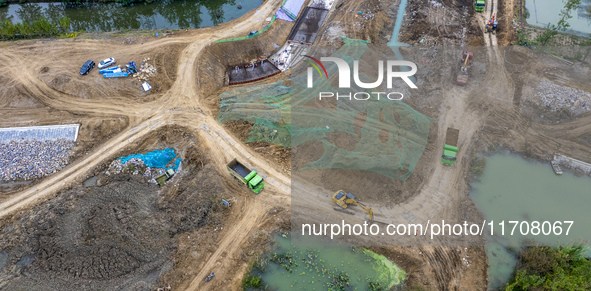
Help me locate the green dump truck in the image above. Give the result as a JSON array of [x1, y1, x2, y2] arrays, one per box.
[[475, 0, 485, 12], [442, 128, 459, 166], [227, 158, 265, 193]]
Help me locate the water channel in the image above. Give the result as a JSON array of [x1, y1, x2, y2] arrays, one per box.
[[0, 0, 262, 32], [469, 152, 591, 289], [248, 234, 406, 290], [526, 0, 591, 35]]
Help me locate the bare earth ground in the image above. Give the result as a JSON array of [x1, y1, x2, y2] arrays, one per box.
[[0, 0, 590, 290]]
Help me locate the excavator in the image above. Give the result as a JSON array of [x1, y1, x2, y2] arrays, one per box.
[[485, 13, 498, 34], [456, 51, 473, 85], [332, 190, 374, 223]]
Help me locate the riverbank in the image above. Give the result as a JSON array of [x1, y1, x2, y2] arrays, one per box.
[[0, 0, 262, 33]]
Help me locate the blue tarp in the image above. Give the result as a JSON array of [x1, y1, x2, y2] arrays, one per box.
[[103, 72, 128, 78], [276, 0, 306, 21], [119, 148, 181, 171]]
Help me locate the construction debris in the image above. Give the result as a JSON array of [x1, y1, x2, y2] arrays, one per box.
[[0, 139, 74, 181], [105, 158, 169, 185], [535, 80, 591, 115], [133, 57, 157, 81]]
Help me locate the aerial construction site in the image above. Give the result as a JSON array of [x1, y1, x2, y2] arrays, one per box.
[[1, 0, 590, 290]]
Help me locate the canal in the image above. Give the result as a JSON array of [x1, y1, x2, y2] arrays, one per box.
[[245, 234, 406, 290], [469, 152, 591, 289], [525, 0, 591, 35], [0, 0, 262, 32]]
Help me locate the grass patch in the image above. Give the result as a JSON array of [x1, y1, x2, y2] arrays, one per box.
[[242, 275, 263, 289], [469, 156, 487, 181]]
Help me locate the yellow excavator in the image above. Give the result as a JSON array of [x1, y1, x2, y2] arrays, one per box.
[[332, 190, 374, 222]]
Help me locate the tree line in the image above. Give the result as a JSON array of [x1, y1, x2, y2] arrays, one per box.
[[0, 17, 73, 40]]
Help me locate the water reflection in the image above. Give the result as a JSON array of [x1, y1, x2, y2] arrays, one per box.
[[0, 0, 261, 32]]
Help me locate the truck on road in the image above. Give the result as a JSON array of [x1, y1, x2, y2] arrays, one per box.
[[227, 159, 265, 193], [475, 0, 485, 12], [442, 128, 459, 166]]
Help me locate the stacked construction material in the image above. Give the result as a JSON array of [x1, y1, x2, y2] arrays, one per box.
[[0, 139, 74, 181]]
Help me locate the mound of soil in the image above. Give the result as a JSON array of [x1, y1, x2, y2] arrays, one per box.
[[0, 155, 225, 290]]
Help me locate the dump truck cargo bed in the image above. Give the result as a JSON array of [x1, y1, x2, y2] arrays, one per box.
[[456, 74, 469, 85], [230, 162, 250, 178], [226, 158, 265, 194], [445, 128, 459, 147]]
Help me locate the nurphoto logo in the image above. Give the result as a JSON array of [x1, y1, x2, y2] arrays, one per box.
[[305, 55, 419, 101]]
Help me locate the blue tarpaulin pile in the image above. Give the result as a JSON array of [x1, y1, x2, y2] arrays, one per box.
[[119, 148, 181, 171]]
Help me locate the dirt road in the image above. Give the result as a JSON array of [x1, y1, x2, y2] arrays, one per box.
[[482, 0, 499, 46], [1, 0, 590, 289], [0, 1, 289, 289]]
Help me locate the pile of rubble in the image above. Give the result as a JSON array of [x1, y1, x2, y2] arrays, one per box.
[[133, 57, 157, 81], [536, 80, 591, 115], [0, 139, 73, 181], [105, 158, 167, 185]]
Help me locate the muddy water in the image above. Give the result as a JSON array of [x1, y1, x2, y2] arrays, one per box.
[[525, 0, 591, 35], [252, 235, 405, 290], [469, 152, 591, 290], [0, 0, 262, 32]]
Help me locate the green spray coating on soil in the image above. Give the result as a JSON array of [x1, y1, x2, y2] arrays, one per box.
[[217, 37, 431, 181], [248, 234, 405, 290], [469, 152, 591, 290]]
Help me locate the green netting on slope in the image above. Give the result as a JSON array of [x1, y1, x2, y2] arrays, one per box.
[[217, 37, 432, 181], [246, 117, 291, 146], [292, 38, 431, 182], [217, 81, 290, 125], [299, 98, 432, 181]]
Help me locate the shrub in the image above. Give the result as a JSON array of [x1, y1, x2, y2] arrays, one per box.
[[243, 275, 262, 289]]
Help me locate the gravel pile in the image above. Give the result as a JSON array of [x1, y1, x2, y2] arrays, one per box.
[[105, 158, 167, 185], [536, 80, 591, 115], [0, 139, 74, 181]]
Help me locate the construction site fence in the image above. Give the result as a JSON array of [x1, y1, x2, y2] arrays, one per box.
[[213, 0, 289, 44], [215, 15, 277, 44]]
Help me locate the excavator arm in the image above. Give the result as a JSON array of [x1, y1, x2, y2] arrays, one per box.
[[344, 199, 374, 222], [357, 202, 374, 222]]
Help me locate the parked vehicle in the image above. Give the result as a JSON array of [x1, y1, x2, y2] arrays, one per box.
[[98, 58, 116, 69], [79, 60, 95, 75]]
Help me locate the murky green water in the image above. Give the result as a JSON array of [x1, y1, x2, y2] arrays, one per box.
[[0, 0, 262, 32], [470, 152, 591, 290], [525, 0, 591, 35], [249, 234, 405, 290]]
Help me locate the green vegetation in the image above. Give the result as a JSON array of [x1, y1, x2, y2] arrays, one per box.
[[243, 235, 405, 290], [242, 275, 263, 289], [0, 0, 7, 7], [505, 245, 591, 290], [535, 0, 581, 45], [469, 156, 487, 180], [327, 271, 350, 291], [516, 0, 588, 47], [0, 17, 77, 40]]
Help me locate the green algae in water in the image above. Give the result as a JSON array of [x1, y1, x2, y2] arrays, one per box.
[[252, 235, 405, 290]]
